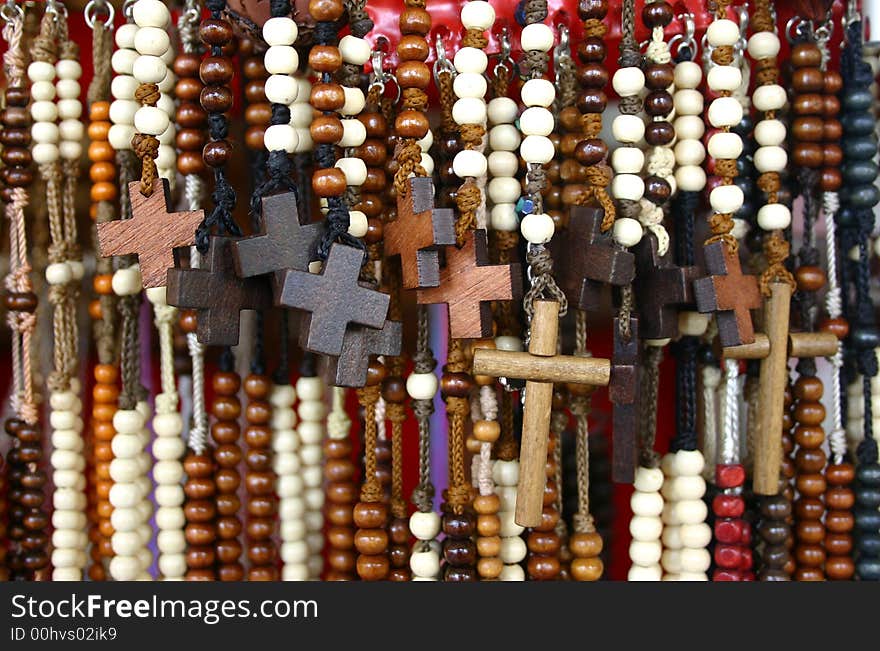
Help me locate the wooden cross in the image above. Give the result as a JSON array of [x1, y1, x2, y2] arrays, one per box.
[[321, 320, 403, 388], [386, 176, 456, 289], [276, 243, 390, 356], [633, 233, 694, 341], [693, 241, 762, 347], [231, 191, 325, 297], [166, 236, 272, 346], [416, 229, 521, 339], [609, 316, 639, 483], [97, 179, 204, 289], [722, 282, 839, 494], [553, 206, 634, 311], [472, 300, 611, 527]]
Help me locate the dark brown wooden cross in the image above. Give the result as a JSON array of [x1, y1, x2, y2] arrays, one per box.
[[231, 191, 325, 298], [97, 179, 204, 289], [633, 232, 694, 341], [166, 236, 272, 346], [609, 316, 639, 483], [693, 241, 761, 347], [386, 176, 456, 289], [554, 206, 634, 311], [321, 320, 403, 387], [276, 243, 390, 356], [416, 229, 521, 339]]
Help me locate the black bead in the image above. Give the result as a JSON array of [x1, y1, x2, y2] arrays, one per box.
[[842, 112, 876, 136], [858, 532, 880, 555], [843, 89, 874, 111], [851, 327, 880, 351], [844, 162, 879, 185], [857, 462, 880, 485], [845, 184, 880, 208], [855, 508, 880, 532], [856, 558, 880, 581], [843, 137, 878, 161], [856, 486, 880, 508]]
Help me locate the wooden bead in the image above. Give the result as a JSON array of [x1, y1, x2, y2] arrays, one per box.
[[792, 68, 824, 93], [397, 35, 429, 62], [397, 61, 431, 89], [791, 43, 822, 68], [310, 83, 345, 111], [309, 115, 343, 144], [571, 555, 603, 580], [200, 85, 234, 113], [199, 18, 234, 46], [399, 7, 431, 35], [312, 168, 347, 197], [308, 45, 342, 73], [793, 376, 823, 401], [309, 0, 345, 21], [200, 56, 235, 85], [395, 110, 430, 139]]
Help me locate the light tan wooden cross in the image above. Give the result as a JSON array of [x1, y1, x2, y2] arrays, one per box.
[[722, 282, 839, 494], [472, 299, 611, 527]]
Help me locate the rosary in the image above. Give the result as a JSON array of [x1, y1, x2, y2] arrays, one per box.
[[0, 0, 879, 583]]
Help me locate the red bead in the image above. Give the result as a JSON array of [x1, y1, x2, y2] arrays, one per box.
[[713, 494, 745, 518], [739, 547, 753, 570], [740, 570, 755, 581], [712, 568, 743, 581], [714, 544, 743, 569], [714, 518, 743, 544], [739, 520, 752, 544], [715, 464, 745, 488]]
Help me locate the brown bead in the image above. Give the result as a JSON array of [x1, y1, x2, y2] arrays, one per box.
[[0, 127, 29, 147], [327, 548, 356, 573], [244, 103, 271, 127], [791, 43, 822, 68], [380, 376, 406, 403], [215, 443, 243, 468], [825, 556, 854, 580], [322, 458, 354, 483], [558, 106, 582, 132], [397, 35, 430, 62], [644, 90, 673, 117], [796, 519, 825, 544], [325, 500, 355, 525], [364, 359, 387, 386], [826, 510, 855, 533], [356, 554, 389, 580], [244, 126, 265, 150], [478, 556, 503, 579], [212, 395, 241, 421], [794, 400, 826, 426], [793, 94, 823, 115], [823, 119, 842, 141], [795, 497, 824, 520], [309, 115, 343, 144], [248, 496, 275, 518], [793, 116, 824, 143], [177, 102, 208, 129], [308, 45, 342, 73], [825, 487, 855, 511], [5, 86, 30, 107], [201, 85, 234, 113], [244, 80, 267, 104], [795, 473, 827, 497], [827, 462, 855, 485], [185, 499, 216, 523], [176, 151, 204, 175], [310, 83, 345, 111], [245, 471, 274, 496], [356, 139, 387, 166], [644, 175, 672, 204], [397, 60, 431, 89], [527, 555, 560, 580], [3, 167, 32, 188], [795, 543, 825, 568], [200, 56, 235, 85], [795, 447, 827, 473], [824, 70, 843, 94], [441, 371, 473, 398], [821, 167, 842, 191], [644, 62, 674, 90], [215, 516, 243, 542], [1, 107, 28, 128], [577, 63, 609, 90], [199, 18, 233, 46], [792, 68, 824, 93], [174, 53, 202, 78], [642, 0, 672, 28], [823, 94, 840, 117], [527, 531, 561, 555], [4, 291, 37, 313], [362, 168, 386, 193], [577, 90, 607, 114], [575, 138, 608, 166], [1, 147, 30, 168], [312, 168, 347, 197], [327, 525, 354, 550], [645, 121, 674, 146], [354, 528, 388, 555], [202, 139, 233, 167], [824, 532, 853, 555], [353, 501, 387, 528], [794, 375, 824, 401], [323, 438, 352, 458], [822, 144, 843, 167], [395, 109, 429, 139], [388, 518, 410, 545], [571, 555, 604, 581], [399, 7, 431, 35], [577, 37, 606, 63], [308, 0, 345, 21], [176, 128, 206, 153]]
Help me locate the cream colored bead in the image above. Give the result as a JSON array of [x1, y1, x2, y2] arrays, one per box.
[[454, 47, 488, 74], [453, 72, 487, 99], [488, 177, 521, 204], [114, 408, 146, 435], [55, 78, 80, 100], [264, 124, 299, 153], [752, 84, 786, 112], [747, 31, 780, 59], [673, 450, 705, 476], [57, 98, 82, 120], [112, 265, 142, 296], [453, 149, 487, 177], [673, 89, 703, 116], [52, 430, 82, 452], [488, 124, 520, 152], [32, 143, 59, 165], [520, 135, 554, 164], [152, 437, 184, 461], [134, 105, 169, 136], [631, 490, 663, 516], [409, 511, 441, 540], [680, 522, 712, 548], [339, 35, 371, 65], [336, 157, 367, 186], [45, 262, 72, 286], [133, 0, 170, 27], [28, 60, 55, 82], [496, 486, 517, 511], [499, 564, 526, 581], [520, 23, 554, 52], [520, 212, 555, 244], [673, 61, 702, 89], [494, 336, 523, 352], [111, 48, 138, 75], [265, 74, 299, 105], [54, 488, 85, 511], [706, 19, 739, 47], [32, 121, 60, 145], [661, 524, 682, 549], [108, 123, 136, 150], [674, 115, 705, 140], [611, 174, 644, 201], [611, 146, 645, 173], [51, 450, 84, 472], [630, 515, 663, 541], [132, 54, 167, 84], [707, 132, 743, 160], [156, 506, 184, 531], [661, 549, 682, 573], [492, 459, 519, 486], [154, 485, 183, 507], [498, 509, 524, 537], [31, 80, 55, 101], [674, 165, 707, 192], [500, 535, 527, 563], [453, 97, 487, 125], [339, 118, 366, 147], [417, 129, 433, 152], [31, 99, 59, 123], [135, 26, 170, 56], [488, 150, 519, 176], [630, 539, 662, 565], [298, 400, 325, 422], [263, 16, 298, 46], [59, 118, 84, 143], [754, 119, 786, 146], [634, 466, 664, 492], [340, 86, 365, 116], [491, 204, 518, 231], [753, 145, 787, 173], [264, 45, 299, 75], [347, 210, 368, 238], [674, 139, 705, 167], [520, 106, 554, 136], [680, 548, 711, 572], [757, 202, 791, 231], [488, 96, 519, 124], [613, 66, 645, 96], [674, 498, 708, 524], [521, 78, 555, 107], [707, 96, 743, 128], [709, 184, 744, 214], [410, 550, 441, 577]]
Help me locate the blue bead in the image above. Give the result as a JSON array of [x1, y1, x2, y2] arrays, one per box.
[[844, 162, 879, 185], [844, 90, 874, 111], [846, 184, 880, 209], [857, 486, 880, 508], [857, 462, 880, 484], [843, 137, 877, 161], [515, 197, 535, 216], [852, 326, 880, 350], [859, 532, 880, 555], [856, 558, 880, 581], [514, 0, 527, 26], [837, 206, 858, 227], [843, 113, 876, 136], [855, 508, 880, 531]]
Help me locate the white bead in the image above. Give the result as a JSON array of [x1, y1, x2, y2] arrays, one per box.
[[661, 524, 682, 549], [109, 555, 141, 581], [152, 437, 184, 461], [611, 146, 645, 174], [299, 444, 322, 466], [520, 212, 555, 244], [280, 520, 306, 541], [59, 119, 84, 142], [271, 385, 297, 407], [114, 408, 146, 434], [52, 450, 84, 472], [488, 97, 519, 124], [264, 124, 299, 153], [156, 506, 184, 531], [488, 150, 519, 176], [133, 0, 170, 27], [339, 35, 371, 65], [410, 550, 441, 577], [134, 105, 169, 136], [521, 79, 555, 107], [55, 78, 80, 100], [673, 450, 705, 476], [298, 400, 325, 422], [32, 121, 59, 145], [271, 408, 296, 431], [110, 507, 139, 533], [674, 165, 706, 192], [487, 461, 517, 491], [757, 203, 791, 231], [50, 410, 76, 430], [630, 515, 663, 541], [707, 96, 743, 128], [454, 47, 488, 74], [112, 265, 142, 296], [132, 55, 167, 84], [709, 184, 744, 214], [114, 24, 138, 50], [112, 434, 141, 459], [752, 84, 786, 112], [339, 118, 366, 147], [340, 86, 365, 116], [673, 139, 705, 167], [50, 391, 77, 411], [488, 124, 520, 152], [679, 522, 712, 548], [499, 564, 526, 581], [289, 103, 313, 128], [52, 430, 82, 452], [706, 19, 739, 47], [747, 31, 780, 59], [265, 74, 299, 105], [491, 204, 518, 231], [420, 151, 434, 173], [520, 23, 555, 52], [347, 210, 368, 238], [113, 530, 143, 556], [499, 536, 527, 563], [453, 72, 487, 99], [673, 61, 702, 89], [110, 97, 139, 126], [417, 129, 433, 152], [264, 45, 299, 75], [674, 115, 705, 140], [134, 26, 170, 56], [453, 149, 487, 177], [53, 524, 86, 547], [452, 97, 487, 125], [707, 132, 743, 160], [54, 489, 85, 511], [158, 554, 186, 578], [634, 466, 665, 492], [661, 549, 682, 573], [612, 114, 645, 144], [68, 261, 85, 282], [753, 145, 787, 173], [56, 59, 82, 80], [631, 490, 663, 516], [680, 548, 711, 572], [263, 16, 298, 46], [57, 99, 82, 120], [28, 60, 55, 82], [488, 177, 521, 204], [109, 484, 141, 509], [461, 0, 495, 30], [611, 174, 644, 201], [499, 509, 524, 538], [754, 119, 786, 146], [154, 485, 183, 507], [31, 80, 55, 102], [670, 475, 706, 501], [707, 65, 743, 93], [336, 157, 367, 186], [630, 539, 662, 565], [612, 67, 646, 96], [521, 135, 555, 164], [496, 486, 517, 511], [32, 144, 59, 168], [519, 107, 554, 136], [409, 511, 441, 540], [45, 262, 72, 286], [111, 458, 140, 483], [673, 89, 703, 116], [494, 336, 522, 352], [674, 499, 708, 524]]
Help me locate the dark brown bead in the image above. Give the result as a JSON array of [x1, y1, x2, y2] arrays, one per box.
[[326, 481, 357, 505], [792, 68, 824, 93], [527, 555, 561, 580], [823, 94, 840, 117], [825, 556, 854, 580], [824, 70, 843, 94], [327, 548, 356, 573], [793, 117, 824, 142], [443, 538, 476, 566], [577, 63, 609, 91], [200, 18, 233, 46], [4, 292, 37, 313], [793, 94, 823, 115], [354, 528, 388, 555], [644, 175, 671, 204], [443, 565, 477, 581], [200, 56, 235, 85], [360, 113, 388, 139], [212, 395, 241, 421], [397, 60, 431, 89], [795, 543, 825, 568], [644, 63, 674, 90], [399, 7, 431, 35], [176, 102, 207, 128], [176, 128, 206, 152], [642, 0, 672, 28], [575, 138, 608, 166], [353, 501, 387, 528], [244, 103, 272, 126], [174, 53, 202, 78], [308, 45, 342, 73], [824, 532, 853, 555], [791, 43, 822, 68], [823, 119, 842, 141], [175, 77, 203, 102], [441, 371, 474, 398], [796, 269, 827, 295], [355, 139, 386, 166], [185, 477, 216, 500], [3, 167, 32, 187], [381, 376, 406, 403], [308, 0, 345, 21], [217, 562, 245, 583], [645, 121, 674, 146], [577, 37, 606, 63], [578, 0, 609, 19], [389, 517, 410, 545], [1, 107, 28, 128], [362, 168, 386, 193], [825, 487, 855, 511], [823, 144, 843, 167], [644, 90, 673, 117], [244, 80, 267, 104], [200, 85, 234, 113], [397, 35, 430, 62], [821, 167, 842, 191], [795, 447, 827, 473], [309, 115, 343, 144], [577, 90, 607, 114], [22, 511, 48, 531], [395, 109, 429, 139], [0, 127, 29, 147], [793, 143, 823, 168], [1, 147, 30, 167], [442, 512, 475, 537], [364, 217, 383, 243], [356, 554, 389, 580], [4, 86, 30, 107]]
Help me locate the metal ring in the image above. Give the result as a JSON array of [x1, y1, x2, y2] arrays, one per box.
[[0, 1, 22, 25], [84, 0, 114, 29]]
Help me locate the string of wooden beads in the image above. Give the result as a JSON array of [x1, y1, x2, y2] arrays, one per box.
[[471, 354, 501, 581], [487, 55, 520, 233], [270, 375, 301, 580], [628, 465, 663, 581], [242, 371, 275, 581], [493, 446, 526, 581], [324, 386, 356, 580], [659, 451, 711, 580], [382, 352, 412, 581], [712, 458, 753, 579], [297, 372, 327, 580], [261, 5, 300, 156], [526, 414, 563, 580]]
